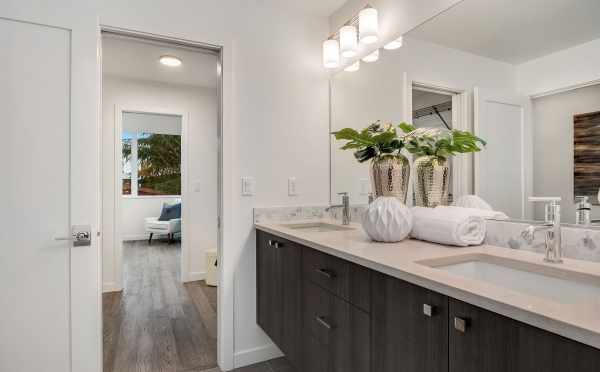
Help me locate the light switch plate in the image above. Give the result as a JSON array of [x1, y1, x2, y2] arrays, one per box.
[[360, 178, 370, 195], [241, 177, 255, 196], [288, 177, 297, 196]]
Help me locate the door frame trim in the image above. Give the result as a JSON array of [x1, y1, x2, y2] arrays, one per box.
[[98, 25, 232, 370]]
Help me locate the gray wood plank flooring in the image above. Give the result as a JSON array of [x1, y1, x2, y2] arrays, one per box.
[[103, 240, 293, 372]]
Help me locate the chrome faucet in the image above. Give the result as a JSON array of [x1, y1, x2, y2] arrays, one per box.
[[326, 192, 351, 225], [521, 197, 562, 263]]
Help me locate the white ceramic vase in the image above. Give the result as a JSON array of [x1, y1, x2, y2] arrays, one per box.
[[361, 197, 413, 242]]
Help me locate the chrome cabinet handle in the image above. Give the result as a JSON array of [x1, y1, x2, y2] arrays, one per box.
[[273, 241, 281, 249], [268, 240, 273, 247], [454, 317, 468, 333], [315, 268, 335, 279], [315, 315, 332, 330], [423, 304, 434, 317], [267, 239, 281, 248]]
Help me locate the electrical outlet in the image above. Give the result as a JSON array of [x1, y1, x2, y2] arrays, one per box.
[[288, 177, 298, 196], [241, 177, 255, 196]]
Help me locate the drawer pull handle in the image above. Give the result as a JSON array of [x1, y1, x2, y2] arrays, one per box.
[[268, 240, 281, 249], [315, 268, 336, 279], [423, 304, 434, 317], [315, 316, 332, 330], [454, 317, 468, 333]]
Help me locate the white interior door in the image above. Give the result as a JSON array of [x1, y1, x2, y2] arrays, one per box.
[[0, 18, 71, 371], [474, 87, 529, 219]]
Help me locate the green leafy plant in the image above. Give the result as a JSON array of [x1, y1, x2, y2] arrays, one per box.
[[332, 121, 404, 163], [399, 123, 486, 160]]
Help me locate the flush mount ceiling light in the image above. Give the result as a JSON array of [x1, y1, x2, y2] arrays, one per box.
[[384, 36, 404, 50], [359, 7, 379, 44], [159, 55, 182, 67], [340, 25, 358, 58], [322, 39, 340, 68], [344, 61, 360, 72], [362, 49, 379, 63]]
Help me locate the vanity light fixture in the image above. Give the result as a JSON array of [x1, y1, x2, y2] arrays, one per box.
[[359, 7, 379, 44], [383, 36, 403, 50], [344, 61, 360, 72], [340, 25, 358, 58], [159, 55, 182, 67], [362, 49, 379, 63], [322, 39, 340, 68]]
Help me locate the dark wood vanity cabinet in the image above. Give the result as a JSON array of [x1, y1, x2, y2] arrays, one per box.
[[256, 230, 302, 369], [449, 298, 600, 372], [371, 271, 449, 372], [256, 230, 600, 372]]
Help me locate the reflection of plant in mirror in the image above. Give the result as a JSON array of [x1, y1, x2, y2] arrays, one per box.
[[332, 120, 404, 163], [399, 122, 486, 160]]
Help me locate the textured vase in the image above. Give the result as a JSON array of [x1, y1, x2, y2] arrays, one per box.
[[361, 197, 413, 242], [414, 155, 449, 207], [370, 155, 410, 203]]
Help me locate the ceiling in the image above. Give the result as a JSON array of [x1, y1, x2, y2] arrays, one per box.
[[102, 35, 218, 88], [407, 0, 600, 64], [268, 0, 348, 16]]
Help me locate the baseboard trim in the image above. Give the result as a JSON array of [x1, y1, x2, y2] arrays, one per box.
[[185, 271, 206, 282], [234, 343, 283, 369], [102, 282, 121, 293], [122, 234, 149, 241]]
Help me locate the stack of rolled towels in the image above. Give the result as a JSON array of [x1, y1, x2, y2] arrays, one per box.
[[410, 206, 492, 246]]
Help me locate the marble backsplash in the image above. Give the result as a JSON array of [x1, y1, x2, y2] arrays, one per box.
[[254, 206, 600, 263]]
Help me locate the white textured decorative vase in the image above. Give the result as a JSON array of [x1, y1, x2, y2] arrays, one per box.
[[361, 197, 413, 242]]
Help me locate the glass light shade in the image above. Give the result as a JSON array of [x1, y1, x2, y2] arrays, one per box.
[[384, 36, 404, 50], [362, 49, 379, 63], [322, 39, 340, 68], [344, 61, 360, 72], [359, 8, 379, 44], [340, 25, 358, 58], [159, 55, 182, 66]]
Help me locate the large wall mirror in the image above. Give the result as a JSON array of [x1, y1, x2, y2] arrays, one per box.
[[330, 0, 600, 225]]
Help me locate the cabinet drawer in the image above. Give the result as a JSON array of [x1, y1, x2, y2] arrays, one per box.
[[303, 247, 370, 312], [303, 281, 370, 372]]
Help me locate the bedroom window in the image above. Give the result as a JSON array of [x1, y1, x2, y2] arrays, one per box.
[[122, 130, 182, 196]]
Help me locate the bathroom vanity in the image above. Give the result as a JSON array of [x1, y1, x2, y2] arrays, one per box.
[[255, 222, 600, 372]]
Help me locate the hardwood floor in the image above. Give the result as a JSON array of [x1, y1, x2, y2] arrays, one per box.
[[103, 240, 294, 372], [103, 240, 218, 372]]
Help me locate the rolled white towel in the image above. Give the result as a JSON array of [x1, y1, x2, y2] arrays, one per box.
[[410, 206, 486, 246], [442, 205, 508, 220]]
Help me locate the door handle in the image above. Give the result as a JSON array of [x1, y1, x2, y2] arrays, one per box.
[[423, 304, 435, 317], [315, 268, 336, 279], [53, 225, 92, 246]]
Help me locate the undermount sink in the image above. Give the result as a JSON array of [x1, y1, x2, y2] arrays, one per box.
[[418, 254, 600, 304], [281, 222, 354, 232]]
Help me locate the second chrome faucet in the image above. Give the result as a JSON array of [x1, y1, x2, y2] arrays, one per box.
[[521, 197, 562, 263], [326, 192, 351, 225]]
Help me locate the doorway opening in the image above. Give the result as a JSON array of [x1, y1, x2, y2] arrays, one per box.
[[100, 30, 222, 372]]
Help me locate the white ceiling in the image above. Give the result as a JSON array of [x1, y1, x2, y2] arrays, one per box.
[[269, 0, 348, 16], [407, 0, 600, 64], [102, 35, 218, 88]]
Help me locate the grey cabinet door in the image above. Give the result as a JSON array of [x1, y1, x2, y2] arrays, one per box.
[[256, 231, 283, 345], [371, 271, 448, 372]]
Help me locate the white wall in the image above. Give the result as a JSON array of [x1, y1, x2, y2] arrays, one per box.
[[532, 84, 600, 223], [331, 36, 517, 203], [102, 75, 218, 288], [517, 37, 600, 96]]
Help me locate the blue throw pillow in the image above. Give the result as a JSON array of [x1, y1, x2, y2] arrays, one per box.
[[158, 202, 181, 221]]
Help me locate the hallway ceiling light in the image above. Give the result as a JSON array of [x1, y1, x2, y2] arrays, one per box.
[[384, 36, 403, 50], [159, 55, 182, 67], [344, 61, 360, 72], [340, 25, 358, 58], [359, 7, 379, 44], [362, 49, 379, 63], [322, 39, 340, 68]]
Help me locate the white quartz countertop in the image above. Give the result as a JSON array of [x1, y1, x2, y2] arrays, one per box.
[[255, 219, 600, 350]]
